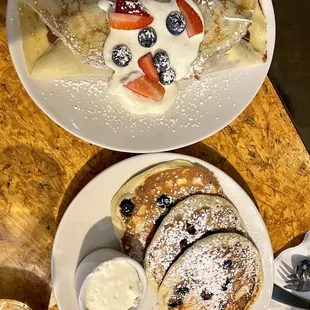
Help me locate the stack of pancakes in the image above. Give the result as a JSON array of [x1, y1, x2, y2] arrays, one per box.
[[111, 160, 263, 310]]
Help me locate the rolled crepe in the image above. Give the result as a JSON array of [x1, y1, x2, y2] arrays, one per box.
[[23, 0, 110, 68], [32, 39, 113, 79], [19, 2, 52, 73]]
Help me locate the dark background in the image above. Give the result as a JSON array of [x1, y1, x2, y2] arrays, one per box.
[[269, 0, 310, 151]]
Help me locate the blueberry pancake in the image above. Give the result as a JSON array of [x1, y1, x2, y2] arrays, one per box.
[[111, 160, 223, 263], [159, 233, 263, 310], [145, 195, 247, 290]]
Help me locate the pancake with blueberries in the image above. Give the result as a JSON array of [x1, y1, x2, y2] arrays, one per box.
[[144, 195, 247, 290], [158, 233, 263, 310], [110, 160, 223, 263]]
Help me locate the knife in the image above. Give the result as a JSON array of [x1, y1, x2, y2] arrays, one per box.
[[272, 284, 310, 309]]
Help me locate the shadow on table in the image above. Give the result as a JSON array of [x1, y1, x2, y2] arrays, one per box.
[[0, 144, 69, 310], [274, 233, 306, 258], [0, 267, 50, 309]]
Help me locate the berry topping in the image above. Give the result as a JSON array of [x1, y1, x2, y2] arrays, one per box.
[[138, 53, 159, 82], [166, 12, 186, 35], [108, 12, 154, 30], [168, 298, 183, 308], [201, 291, 213, 300], [221, 278, 230, 291], [156, 194, 173, 208], [124, 75, 165, 101], [176, 286, 189, 295], [159, 68, 176, 85], [115, 0, 150, 16], [176, 0, 203, 38], [223, 259, 232, 269], [138, 27, 157, 48], [153, 50, 170, 73], [120, 199, 135, 216], [112, 44, 132, 67], [180, 238, 188, 250], [186, 222, 196, 235]]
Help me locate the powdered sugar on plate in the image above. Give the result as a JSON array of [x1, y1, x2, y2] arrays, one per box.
[[53, 70, 241, 137]]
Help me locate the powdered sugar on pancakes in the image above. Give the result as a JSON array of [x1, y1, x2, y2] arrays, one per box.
[[159, 233, 263, 310], [111, 161, 223, 264], [145, 195, 247, 289]]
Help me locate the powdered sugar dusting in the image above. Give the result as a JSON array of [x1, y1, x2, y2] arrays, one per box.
[[145, 195, 247, 287], [160, 233, 262, 310], [52, 71, 241, 137]]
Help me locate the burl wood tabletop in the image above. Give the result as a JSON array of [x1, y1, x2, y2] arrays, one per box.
[[0, 1, 310, 309]]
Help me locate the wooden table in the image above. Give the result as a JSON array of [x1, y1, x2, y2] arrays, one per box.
[[1, 2, 310, 309]]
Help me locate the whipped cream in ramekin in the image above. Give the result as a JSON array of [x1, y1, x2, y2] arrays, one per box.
[[84, 260, 142, 310]]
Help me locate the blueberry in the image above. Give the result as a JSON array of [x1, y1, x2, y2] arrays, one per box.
[[153, 50, 170, 73], [180, 238, 188, 250], [186, 222, 196, 235], [138, 27, 157, 48], [166, 12, 186, 36], [201, 291, 213, 300], [223, 259, 232, 269], [156, 194, 173, 208], [120, 199, 135, 216], [243, 30, 250, 42], [168, 297, 183, 308], [159, 68, 176, 85], [176, 286, 189, 295], [221, 278, 230, 291], [112, 44, 132, 67]]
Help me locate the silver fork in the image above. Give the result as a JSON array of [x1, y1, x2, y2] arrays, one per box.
[[284, 259, 310, 292]]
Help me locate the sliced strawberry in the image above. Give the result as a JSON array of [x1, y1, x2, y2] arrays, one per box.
[[138, 53, 159, 82], [176, 0, 203, 38], [115, 0, 150, 16], [108, 12, 154, 30], [124, 75, 165, 101]]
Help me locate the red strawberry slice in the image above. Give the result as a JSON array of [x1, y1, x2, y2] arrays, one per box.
[[138, 53, 159, 82], [108, 12, 154, 30], [177, 0, 203, 38], [124, 75, 165, 101], [115, 0, 150, 16]]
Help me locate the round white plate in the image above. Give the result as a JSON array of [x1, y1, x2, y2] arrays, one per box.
[[6, 1, 275, 153], [51, 153, 274, 309]]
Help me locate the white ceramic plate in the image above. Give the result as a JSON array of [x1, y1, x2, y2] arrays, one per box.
[[51, 153, 274, 309], [275, 231, 310, 301], [6, 1, 275, 153]]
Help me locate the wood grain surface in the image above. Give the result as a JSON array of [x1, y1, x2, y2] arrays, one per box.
[[1, 2, 310, 309]]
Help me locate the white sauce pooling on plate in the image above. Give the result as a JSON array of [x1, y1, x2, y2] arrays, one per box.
[[84, 260, 142, 310], [100, 0, 204, 115]]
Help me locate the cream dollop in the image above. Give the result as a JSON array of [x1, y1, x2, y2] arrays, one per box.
[[101, 0, 204, 115], [84, 260, 142, 310]]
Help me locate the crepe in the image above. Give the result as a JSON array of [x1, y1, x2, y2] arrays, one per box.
[[19, 2, 53, 73], [144, 195, 247, 290], [188, 0, 267, 78], [111, 160, 223, 263], [32, 40, 113, 78], [23, 0, 110, 68], [159, 233, 263, 310], [203, 40, 263, 74]]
